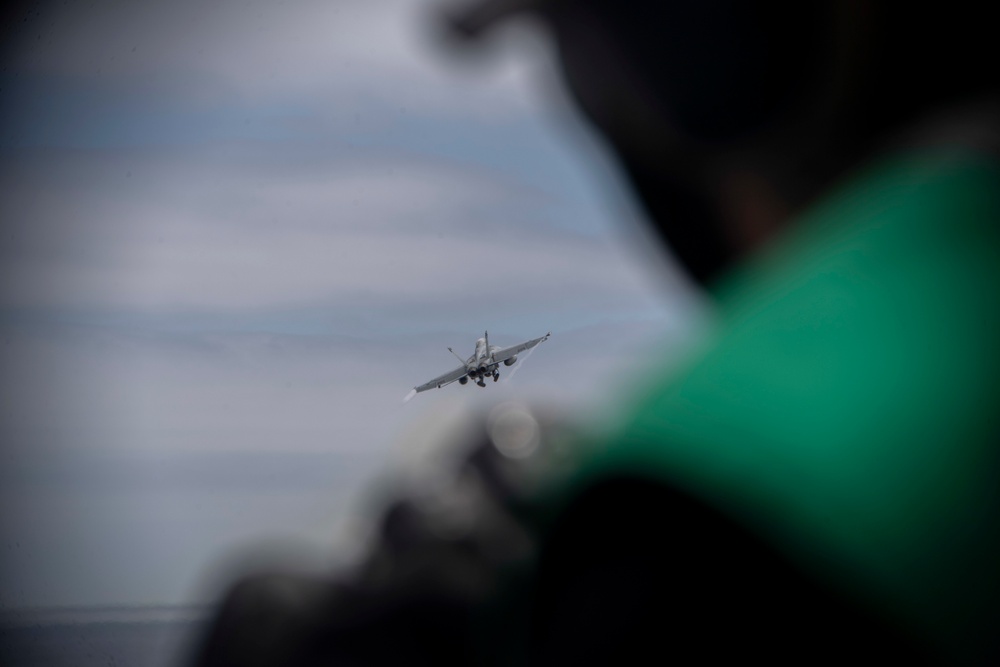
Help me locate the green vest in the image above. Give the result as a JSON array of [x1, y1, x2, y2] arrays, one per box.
[[565, 149, 1000, 660]]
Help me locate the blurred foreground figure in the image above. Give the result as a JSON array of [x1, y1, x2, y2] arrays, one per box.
[[193, 1, 999, 664]]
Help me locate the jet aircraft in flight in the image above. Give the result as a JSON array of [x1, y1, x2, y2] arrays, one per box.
[[411, 331, 550, 394]]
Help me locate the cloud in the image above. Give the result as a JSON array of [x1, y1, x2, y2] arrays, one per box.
[[0, 0, 706, 610], [4, 0, 549, 119], [1, 114, 666, 323], [0, 314, 704, 608]]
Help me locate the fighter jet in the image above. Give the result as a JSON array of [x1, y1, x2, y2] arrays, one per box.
[[412, 331, 550, 394]]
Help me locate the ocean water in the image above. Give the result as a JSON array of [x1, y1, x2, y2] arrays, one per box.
[[0, 606, 210, 667]]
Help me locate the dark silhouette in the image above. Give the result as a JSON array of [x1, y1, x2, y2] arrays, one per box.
[[193, 1, 1000, 664]]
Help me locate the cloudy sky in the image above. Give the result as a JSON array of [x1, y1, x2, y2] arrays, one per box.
[[0, 0, 706, 610]]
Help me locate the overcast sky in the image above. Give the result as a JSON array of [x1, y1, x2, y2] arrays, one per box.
[[0, 0, 706, 610]]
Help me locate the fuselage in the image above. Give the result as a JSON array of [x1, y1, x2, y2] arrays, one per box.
[[464, 337, 503, 386], [473, 337, 487, 364], [468, 337, 501, 368]]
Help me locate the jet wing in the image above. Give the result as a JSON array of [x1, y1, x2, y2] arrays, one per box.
[[414, 365, 468, 393], [490, 332, 550, 365]]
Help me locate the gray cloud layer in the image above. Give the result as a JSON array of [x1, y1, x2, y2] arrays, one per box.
[[0, 0, 706, 609]]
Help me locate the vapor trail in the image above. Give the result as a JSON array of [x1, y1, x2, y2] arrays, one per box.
[[504, 342, 539, 384]]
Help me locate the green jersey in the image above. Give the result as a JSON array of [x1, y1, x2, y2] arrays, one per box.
[[560, 148, 1000, 661]]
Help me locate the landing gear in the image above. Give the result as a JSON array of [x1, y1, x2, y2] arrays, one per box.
[[493, 371, 499, 382], [477, 376, 486, 387]]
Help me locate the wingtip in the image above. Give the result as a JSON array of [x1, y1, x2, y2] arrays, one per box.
[[403, 388, 418, 403]]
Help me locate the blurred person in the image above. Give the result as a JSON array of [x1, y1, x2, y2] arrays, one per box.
[[192, 0, 999, 665]]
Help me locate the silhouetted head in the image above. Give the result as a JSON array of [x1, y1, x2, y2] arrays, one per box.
[[446, 0, 999, 285]]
